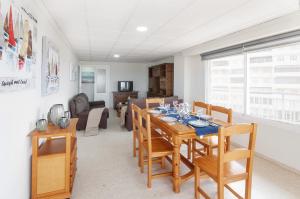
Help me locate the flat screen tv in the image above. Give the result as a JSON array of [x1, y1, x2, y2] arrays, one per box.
[[118, 81, 133, 92]]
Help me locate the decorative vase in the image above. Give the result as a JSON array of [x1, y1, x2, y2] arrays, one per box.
[[58, 117, 70, 129], [49, 104, 64, 126], [64, 111, 71, 120], [36, 119, 48, 131]]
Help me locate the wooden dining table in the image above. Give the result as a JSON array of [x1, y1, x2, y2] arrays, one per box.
[[150, 113, 230, 193]]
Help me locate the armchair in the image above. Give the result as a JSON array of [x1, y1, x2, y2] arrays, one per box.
[[69, 93, 109, 130]]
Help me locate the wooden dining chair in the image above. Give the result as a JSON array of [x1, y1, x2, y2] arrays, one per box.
[[146, 97, 171, 141], [146, 98, 164, 109], [191, 101, 211, 160], [139, 109, 173, 188], [192, 101, 211, 114], [131, 104, 162, 166], [210, 105, 233, 152], [193, 105, 232, 160], [194, 123, 257, 199]]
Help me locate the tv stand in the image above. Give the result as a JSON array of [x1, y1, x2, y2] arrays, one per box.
[[112, 91, 138, 109]]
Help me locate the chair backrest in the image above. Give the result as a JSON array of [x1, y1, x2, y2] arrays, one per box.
[[210, 105, 232, 123], [146, 98, 164, 109], [217, 123, 257, 181], [139, 109, 152, 153], [192, 101, 210, 115], [131, 104, 141, 135]]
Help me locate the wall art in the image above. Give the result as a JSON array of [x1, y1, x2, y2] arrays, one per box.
[[41, 36, 60, 96], [0, 1, 38, 92]]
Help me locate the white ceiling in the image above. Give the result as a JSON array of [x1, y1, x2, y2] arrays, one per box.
[[41, 0, 299, 62]]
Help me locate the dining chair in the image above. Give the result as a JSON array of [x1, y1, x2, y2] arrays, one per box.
[[131, 104, 162, 166], [139, 109, 173, 188], [193, 105, 233, 160], [191, 101, 211, 160], [146, 98, 164, 109], [210, 105, 233, 152], [194, 123, 257, 199], [146, 97, 171, 141], [192, 101, 211, 114]]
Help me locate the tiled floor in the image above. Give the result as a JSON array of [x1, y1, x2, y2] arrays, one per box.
[[72, 110, 300, 199]]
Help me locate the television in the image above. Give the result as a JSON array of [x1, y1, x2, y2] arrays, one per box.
[[118, 81, 133, 92]]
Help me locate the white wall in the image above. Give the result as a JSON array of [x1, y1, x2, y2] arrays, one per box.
[[0, 0, 79, 198], [174, 10, 300, 172], [80, 61, 148, 108]]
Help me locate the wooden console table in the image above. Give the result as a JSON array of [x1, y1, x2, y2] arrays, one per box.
[[29, 118, 78, 199], [112, 91, 138, 109]]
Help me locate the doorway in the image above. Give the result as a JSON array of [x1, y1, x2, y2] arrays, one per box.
[[79, 65, 110, 107]]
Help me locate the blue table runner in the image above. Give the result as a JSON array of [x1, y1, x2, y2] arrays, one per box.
[[164, 113, 219, 137]]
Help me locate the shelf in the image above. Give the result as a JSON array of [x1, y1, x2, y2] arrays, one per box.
[[38, 137, 77, 156], [148, 63, 174, 98]]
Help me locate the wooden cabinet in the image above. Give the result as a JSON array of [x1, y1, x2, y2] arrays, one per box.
[[148, 63, 174, 97], [112, 91, 138, 109], [30, 119, 78, 199]]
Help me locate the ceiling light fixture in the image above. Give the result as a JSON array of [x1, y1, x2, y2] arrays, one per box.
[[113, 54, 120, 58], [136, 26, 148, 32]]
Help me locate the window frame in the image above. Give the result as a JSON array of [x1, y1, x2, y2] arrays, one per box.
[[205, 41, 300, 126]]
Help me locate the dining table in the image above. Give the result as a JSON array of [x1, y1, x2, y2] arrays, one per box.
[[149, 109, 231, 193]]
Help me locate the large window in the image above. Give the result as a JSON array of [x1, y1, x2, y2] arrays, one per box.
[[206, 54, 245, 113], [205, 42, 300, 125]]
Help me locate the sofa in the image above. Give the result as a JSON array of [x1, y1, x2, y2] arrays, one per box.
[[124, 96, 183, 131], [69, 93, 109, 130]]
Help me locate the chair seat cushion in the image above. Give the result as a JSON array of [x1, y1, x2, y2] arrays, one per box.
[[194, 155, 246, 180]]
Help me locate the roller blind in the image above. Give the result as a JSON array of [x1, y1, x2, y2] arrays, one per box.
[[201, 30, 300, 60]]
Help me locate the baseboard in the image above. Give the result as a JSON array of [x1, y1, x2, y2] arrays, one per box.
[[232, 142, 300, 176]]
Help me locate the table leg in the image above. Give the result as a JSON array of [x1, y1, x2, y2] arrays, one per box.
[[172, 137, 182, 193]]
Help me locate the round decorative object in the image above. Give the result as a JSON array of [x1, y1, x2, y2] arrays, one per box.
[[49, 104, 65, 126], [64, 111, 71, 120], [58, 117, 70, 129], [36, 119, 48, 131]]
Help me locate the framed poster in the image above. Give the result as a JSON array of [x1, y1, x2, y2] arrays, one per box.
[[41, 36, 60, 96], [0, 1, 38, 92]]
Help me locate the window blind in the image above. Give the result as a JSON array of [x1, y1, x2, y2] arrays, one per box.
[[201, 29, 300, 60]]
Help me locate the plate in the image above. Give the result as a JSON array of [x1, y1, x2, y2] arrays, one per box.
[[199, 114, 213, 121], [148, 110, 161, 114], [161, 116, 177, 123], [188, 120, 209, 127]]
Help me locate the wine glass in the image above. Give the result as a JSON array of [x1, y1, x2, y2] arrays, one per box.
[[183, 103, 191, 119], [165, 104, 171, 114], [173, 100, 178, 108], [178, 108, 185, 123], [159, 101, 164, 109], [197, 109, 203, 120]]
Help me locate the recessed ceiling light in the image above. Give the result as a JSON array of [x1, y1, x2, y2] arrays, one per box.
[[136, 26, 148, 32], [113, 54, 120, 58]]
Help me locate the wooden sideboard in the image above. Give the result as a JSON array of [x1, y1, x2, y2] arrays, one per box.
[[30, 118, 78, 199], [112, 91, 138, 109]]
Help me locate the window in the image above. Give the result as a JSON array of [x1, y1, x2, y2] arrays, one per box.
[[206, 54, 245, 113], [205, 41, 300, 125]]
